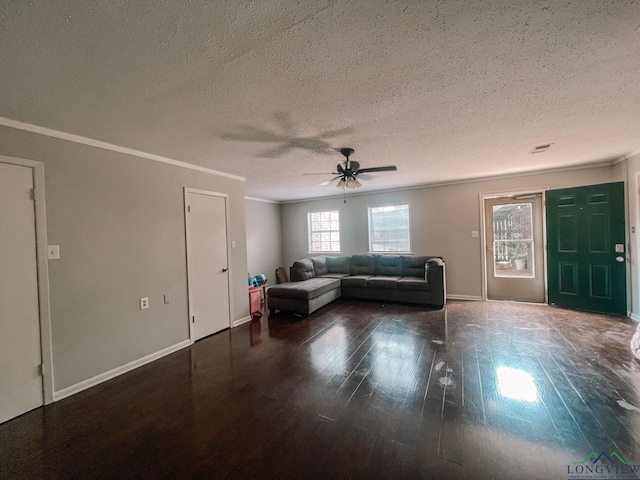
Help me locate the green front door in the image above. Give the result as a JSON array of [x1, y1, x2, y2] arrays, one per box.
[[546, 182, 626, 315]]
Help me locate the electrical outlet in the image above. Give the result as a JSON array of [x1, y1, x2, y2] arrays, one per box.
[[164, 294, 172, 304], [140, 297, 149, 310], [471, 231, 479, 238]]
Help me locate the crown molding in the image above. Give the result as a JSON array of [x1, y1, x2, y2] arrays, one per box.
[[245, 196, 280, 204], [0, 116, 245, 181], [616, 147, 640, 163]]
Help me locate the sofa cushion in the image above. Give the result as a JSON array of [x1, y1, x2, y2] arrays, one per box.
[[375, 255, 403, 276], [402, 256, 429, 278], [319, 273, 351, 279], [291, 258, 316, 281], [341, 275, 373, 288], [350, 255, 376, 275], [367, 276, 399, 289], [326, 255, 351, 273], [398, 276, 431, 291], [312, 255, 329, 276], [267, 278, 340, 300]]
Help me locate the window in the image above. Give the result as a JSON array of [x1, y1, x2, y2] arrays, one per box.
[[368, 204, 411, 252], [308, 210, 340, 252], [492, 202, 535, 278]]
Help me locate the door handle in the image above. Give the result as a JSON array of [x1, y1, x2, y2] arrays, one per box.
[[616, 256, 625, 263], [222, 267, 229, 272]]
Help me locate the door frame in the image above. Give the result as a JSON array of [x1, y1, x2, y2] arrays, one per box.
[[479, 187, 549, 303], [183, 188, 233, 342], [631, 172, 640, 320], [0, 155, 54, 404]]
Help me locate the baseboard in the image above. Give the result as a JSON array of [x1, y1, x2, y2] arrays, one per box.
[[631, 312, 640, 323], [447, 294, 484, 301], [232, 315, 252, 327], [53, 339, 191, 401]]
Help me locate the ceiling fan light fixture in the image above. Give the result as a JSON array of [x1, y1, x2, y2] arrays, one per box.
[[345, 176, 357, 188], [318, 148, 396, 190], [343, 176, 362, 189]]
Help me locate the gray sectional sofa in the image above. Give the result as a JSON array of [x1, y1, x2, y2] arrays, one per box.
[[267, 254, 445, 315]]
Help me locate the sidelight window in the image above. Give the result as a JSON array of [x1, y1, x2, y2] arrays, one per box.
[[492, 203, 534, 278]]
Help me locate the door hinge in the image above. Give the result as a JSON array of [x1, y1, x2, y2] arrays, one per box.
[[188, 205, 191, 213], [192, 315, 195, 323], [30, 189, 35, 201]]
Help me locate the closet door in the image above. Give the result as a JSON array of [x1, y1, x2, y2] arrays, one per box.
[[185, 189, 231, 341], [0, 162, 43, 424]]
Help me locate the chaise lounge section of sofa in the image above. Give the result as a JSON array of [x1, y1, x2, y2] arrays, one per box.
[[267, 254, 445, 316]]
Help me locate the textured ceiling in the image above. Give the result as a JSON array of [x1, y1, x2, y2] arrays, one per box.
[[1, 1, 639, 201]]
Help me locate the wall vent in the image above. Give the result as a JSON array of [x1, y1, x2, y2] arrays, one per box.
[[530, 144, 553, 154]]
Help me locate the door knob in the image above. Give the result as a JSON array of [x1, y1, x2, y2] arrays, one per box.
[[222, 267, 229, 272], [616, 256, 624, 262]]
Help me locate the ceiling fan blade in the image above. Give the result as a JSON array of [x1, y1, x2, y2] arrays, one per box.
[[302, 172, 338, 176], [357, 165, 397, 173], [273, 111, 297, 136], [221, 125, 284, 143], [257, 144, 294, 158], [317, 127, 354, 139], [357, 173, 375, 181]]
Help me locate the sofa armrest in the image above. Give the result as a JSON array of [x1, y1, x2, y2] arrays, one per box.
[[426, 258, 446, 306]]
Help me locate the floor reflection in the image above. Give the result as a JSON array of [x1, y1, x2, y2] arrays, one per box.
[[2, 300, 639, 479], [309, 324, 348, 379], [496, 366, 538, 402]]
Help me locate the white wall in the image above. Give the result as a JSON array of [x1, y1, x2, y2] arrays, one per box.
[[622, 153, 640, 319], [0, 125, 250, 392], [281, 165, 619, 299], [245, 198, 282, 282]]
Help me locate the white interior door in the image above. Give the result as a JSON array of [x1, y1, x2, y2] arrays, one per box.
[[0, 162, 43, 424], [185, 190, 230, 341]]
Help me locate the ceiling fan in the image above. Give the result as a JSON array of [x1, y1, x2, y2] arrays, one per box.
[[312, 148, 397, 189]]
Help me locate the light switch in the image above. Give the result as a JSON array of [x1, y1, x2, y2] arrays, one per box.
[[47, 245, 60, 260], [164, 294, 172, 304], [471, 231, 479, 238]]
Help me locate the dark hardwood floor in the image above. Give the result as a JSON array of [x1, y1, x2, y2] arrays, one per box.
[[2, 300, 640, 479]]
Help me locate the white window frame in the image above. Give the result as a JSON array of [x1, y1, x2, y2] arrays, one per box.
[[368, 203, 411, 253], [307, 209, 341, 253]]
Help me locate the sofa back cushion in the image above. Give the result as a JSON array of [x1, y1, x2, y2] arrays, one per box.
[[402, 255, 429, 278], [290, 258, 316, 281], [350, 254, 376, 275], [375, 255, 403, 276], [326, 255, 351, 274], [312, 255, 329, 276]]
